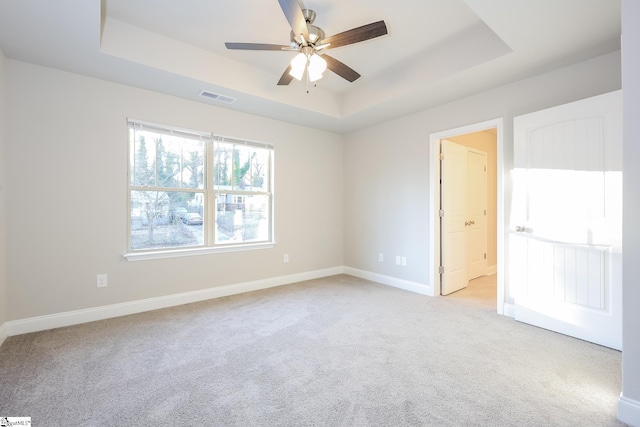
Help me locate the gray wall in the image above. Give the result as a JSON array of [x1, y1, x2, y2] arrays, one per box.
[[343, 51, 621, 300], [4, 60, 344, 320], [622, 0, 640, 408]]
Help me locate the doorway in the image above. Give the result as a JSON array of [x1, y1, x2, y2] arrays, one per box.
[[439, 139, 491, 295], [428, 118, 505, 313]]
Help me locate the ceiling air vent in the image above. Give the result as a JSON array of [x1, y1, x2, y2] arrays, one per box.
[[199, 90, 236, 104]]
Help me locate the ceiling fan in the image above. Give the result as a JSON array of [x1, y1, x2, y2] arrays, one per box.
[[225, 0, 388, 86]]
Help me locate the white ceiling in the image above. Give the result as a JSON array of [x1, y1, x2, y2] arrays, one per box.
[[0, 0, 621, 134]]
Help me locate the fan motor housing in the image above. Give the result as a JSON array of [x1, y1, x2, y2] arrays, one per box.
[[290, 25, 325, 46], [289, 9, 324, 46]]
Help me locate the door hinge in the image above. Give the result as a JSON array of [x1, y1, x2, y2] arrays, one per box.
[[439, 209, 444, 217], [484, 253, 487, 259], [484, 165, 486, 172], [484, 209, 486, 215], [439, 152, 444, 160], [439, 266, 444, 274]]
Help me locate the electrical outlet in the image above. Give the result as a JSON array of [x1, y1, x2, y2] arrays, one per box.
[[97, 274, 108, 288], [401, 257, 407, 267], [378, 253, 384, 262], [284, 254, 289, 263], [395, 256, 401, 265]]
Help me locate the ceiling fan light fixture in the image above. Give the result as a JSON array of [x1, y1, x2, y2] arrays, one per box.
[[308, 54, 327, 82], [289, 52, 307, 81], [225, 4, 388, 89]]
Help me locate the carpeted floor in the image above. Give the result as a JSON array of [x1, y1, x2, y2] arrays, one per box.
[[0, 274, 625, 426]]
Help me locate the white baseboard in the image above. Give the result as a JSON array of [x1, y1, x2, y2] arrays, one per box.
[[5, 266, 343, 337], [486, 264, 497, 275], [0, 322, 8, 347], [344, 267, 434, 296], [3, 266, 435, 338], [503, 303, 515, 318], [618, 394, 640, 426]]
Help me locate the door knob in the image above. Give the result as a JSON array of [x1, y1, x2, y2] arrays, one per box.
[[515, 225, 526, 232]]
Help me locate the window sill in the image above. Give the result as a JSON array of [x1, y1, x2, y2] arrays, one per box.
[[123, 242, 275, 262]]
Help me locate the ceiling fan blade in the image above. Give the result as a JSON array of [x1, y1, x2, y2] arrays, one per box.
[[278, 0, 309, 41], [225, 42, 290, 51], [323, 54, 361, 82], [319, 21, 388, 50], [277, 65, 295, 85]]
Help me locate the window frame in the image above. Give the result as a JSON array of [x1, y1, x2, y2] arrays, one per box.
[[124, 119, 275, 261]]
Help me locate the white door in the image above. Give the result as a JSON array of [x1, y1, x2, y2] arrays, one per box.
[[467, 149, 487, 280], [511, 90, 622, 350], [441, 139, 468, 295]]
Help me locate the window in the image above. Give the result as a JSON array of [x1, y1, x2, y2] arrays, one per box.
[[127, 119, 273, 255]]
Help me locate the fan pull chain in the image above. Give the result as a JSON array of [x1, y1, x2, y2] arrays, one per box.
[[304, 68, 318, 94]]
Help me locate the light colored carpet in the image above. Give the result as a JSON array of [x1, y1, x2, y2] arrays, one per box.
[[0, 274, 625, 426]]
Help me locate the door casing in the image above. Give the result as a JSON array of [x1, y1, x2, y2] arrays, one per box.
[[428, 118, 505, 314]]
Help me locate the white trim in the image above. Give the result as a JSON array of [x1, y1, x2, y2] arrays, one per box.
[[428, 118, 505, 311], [503, 303, 516, 318], [127, 117, 213, 139], [124, 242, 275, 261], [0, 322, 8, 347], [618, 394, 640, 426], [344, 267, 433, 295], [5, 266, 343, 336]]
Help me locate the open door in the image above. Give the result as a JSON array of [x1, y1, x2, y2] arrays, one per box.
[[441, 139, 468, 295], [467, 148, 487, 280], [511, 90, 622, 350]]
